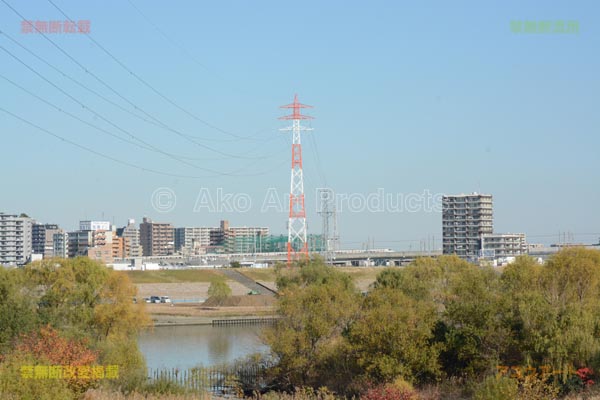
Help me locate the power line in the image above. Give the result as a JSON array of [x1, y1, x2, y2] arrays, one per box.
[[1, 0, 268, 162], [1, 28, 279, 162], [0, 106, 204, 179], [1, 105, 290, 179], [125, 0, 213, 74], [0, 73, 163, 155], [0, 44, 288, 176], [0, 0, 172, 137], [125, 0, 257, 102], [0, 43, 223, 174], [45, 0, 256, 142], [0, 29, 263, 146], [306, 120, 327, 186], [0, 46, 287, 177]]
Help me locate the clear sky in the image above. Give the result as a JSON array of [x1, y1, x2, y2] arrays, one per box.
[[1, 0, 599, 249]]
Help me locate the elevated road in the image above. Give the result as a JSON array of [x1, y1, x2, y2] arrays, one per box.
[[127, 249, 443, 267]]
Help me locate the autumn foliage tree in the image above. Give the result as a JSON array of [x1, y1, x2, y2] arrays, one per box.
[[16, 325, 99, 393], [0, 257, 152, 396]]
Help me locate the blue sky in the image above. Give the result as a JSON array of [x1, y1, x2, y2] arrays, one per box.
[[1, 0, 599, 249]]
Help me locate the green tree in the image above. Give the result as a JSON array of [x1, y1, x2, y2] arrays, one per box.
[[265, 260, 360, 391], [23, 257, 111, 338], [502, 249, 600, 376], [275, 256, 353, 291], [0, 267, 37, 353], [439, 265, 509, 378], [93, 271, 151, 340], [348, 287, 441, 384], [207, 280, 232, 304]]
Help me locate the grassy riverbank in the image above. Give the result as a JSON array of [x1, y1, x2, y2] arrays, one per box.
[[126, 269, 227, 284], [144, 297, 277, 326]]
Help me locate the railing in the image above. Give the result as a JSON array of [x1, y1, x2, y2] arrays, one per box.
[[212, 317, 279, 326], [147, 360, 273, 394]]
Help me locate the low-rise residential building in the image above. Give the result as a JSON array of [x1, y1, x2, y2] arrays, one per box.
[[86, 242, 113, 264], [481, 233, 528, 258]]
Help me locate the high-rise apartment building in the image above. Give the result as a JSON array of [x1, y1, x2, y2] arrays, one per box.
[[68, 230, 93, 258], [68, 221, 112, 259], [224, 225, 270, 253], [175, 227, 212, 254], [52, 231, 68, 258], [32, 223, 63, 258], [116, 219, 142, 258], [139, 217, 174, 256], [0, 212, 33, 266], [442, 193, 493, 260], [111, 233, 129, 260], [174, 220, 270, 255], [79, 220, 111, 232]]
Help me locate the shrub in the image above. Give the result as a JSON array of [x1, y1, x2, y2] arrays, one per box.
[[577, 367, 595, 387], [256, 387, 337, 399], [517, 374, 560, 400], [0, 352, 74, 400], [390, 377, 415, 393], [96, 337, 147, 393], [143, 377, 187, 395], [14, 325, 99, 395], [472, 376, 518, 400], [361, 383, 419, 400]]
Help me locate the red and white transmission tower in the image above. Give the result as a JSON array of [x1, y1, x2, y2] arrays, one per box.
[[279, 94, 313, 264]]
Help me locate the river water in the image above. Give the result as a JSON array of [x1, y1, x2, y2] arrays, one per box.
[[138, 324, 269, 370]]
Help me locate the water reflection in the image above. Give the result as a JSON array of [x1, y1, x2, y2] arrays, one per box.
[[138, 324, 268, 370], [208, 327, 232, 361]]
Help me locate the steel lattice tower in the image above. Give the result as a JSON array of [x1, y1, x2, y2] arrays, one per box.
[[318, 188, 339, 264], [279, 95, 313, 264]]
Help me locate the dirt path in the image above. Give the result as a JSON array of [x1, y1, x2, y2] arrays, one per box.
[[136, 281, 249, 301]]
